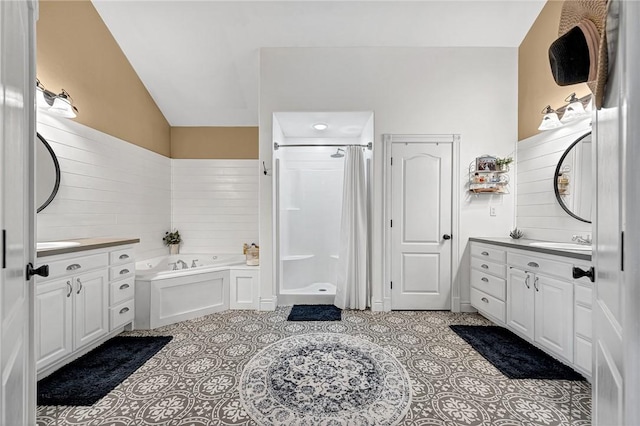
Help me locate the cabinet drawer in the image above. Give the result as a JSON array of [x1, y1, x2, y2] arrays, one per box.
[[470, 269, 506, 301], [575, 284, 592, 307], [109, 262, 135, 281], [40, 253, 109, 282], [471, 257, 506, 279], [110, 279, 134, 306], [471, 244, 506, 263], [110, 300, 134, 330], [110, 247, 135, 265], [471, 288, 505, 323], [507, 252, 572, 280]]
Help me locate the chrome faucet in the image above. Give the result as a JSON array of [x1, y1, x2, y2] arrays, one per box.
[[176, 260, 188, 269], [572, 235, 592, 245], [191, 259, 198, 268]]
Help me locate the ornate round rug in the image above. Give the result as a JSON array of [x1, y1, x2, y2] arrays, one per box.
[[239, 333, 412, 425]]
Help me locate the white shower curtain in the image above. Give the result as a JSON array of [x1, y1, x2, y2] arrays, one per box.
[[335, 146, 368, 310]]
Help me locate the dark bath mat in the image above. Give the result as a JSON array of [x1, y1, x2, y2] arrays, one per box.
[[450, 325, 585, 381], [38, 335, 172, 406], [287, 304, 342, 321]]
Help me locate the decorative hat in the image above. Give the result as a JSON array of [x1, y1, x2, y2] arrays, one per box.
[[548, 0, 609, 108]]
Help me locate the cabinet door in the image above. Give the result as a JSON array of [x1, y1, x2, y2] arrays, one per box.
[[506, 268, 534, 340], [534, 275, 574, 362], [230, 269, 259, 309], [35, 279, 73, 371], [74, 269, 109, 350]]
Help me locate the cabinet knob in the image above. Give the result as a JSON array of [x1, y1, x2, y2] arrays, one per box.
[[481, 264, 489, 269], [119, 254, 130, 260], [76, 278, 83, 294], [119, 283, 130, 290], [66, 263, 81, 271], [534, 276, 539, 291], [524, 275, 530, 289], [66, 280, 72, 297], [119, 307, 130, 314], [481, 277, 489, 282], [481, 251, 489, 256], [119, 269, 130, 275], [481, 297, 489, 303], [527, 262, 539, 268]]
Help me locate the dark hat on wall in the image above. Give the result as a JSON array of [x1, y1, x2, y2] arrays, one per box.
[[548, 0, 609, 108]]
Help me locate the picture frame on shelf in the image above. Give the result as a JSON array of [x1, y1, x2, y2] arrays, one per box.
[[476, 156, 497, 172]]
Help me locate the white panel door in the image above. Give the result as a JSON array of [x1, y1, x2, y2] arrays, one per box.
[[0, 0, 36, 424], [592, 1, 628, 422], [74, 270, 109, 350], [534, 275, 573, 362], [506, 268, 534, 340], [391, 142, 452, 310]]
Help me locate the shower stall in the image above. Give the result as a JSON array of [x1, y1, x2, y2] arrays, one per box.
[[273, 112, 373, 305]]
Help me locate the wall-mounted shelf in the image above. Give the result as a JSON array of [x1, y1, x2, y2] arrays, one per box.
[[468, 156, 510, 195]]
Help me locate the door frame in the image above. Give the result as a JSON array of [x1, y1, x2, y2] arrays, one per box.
[[382, 134, 460, 311]]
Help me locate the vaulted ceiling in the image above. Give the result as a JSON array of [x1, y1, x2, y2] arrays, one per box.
[[92, 1, 546, 126]]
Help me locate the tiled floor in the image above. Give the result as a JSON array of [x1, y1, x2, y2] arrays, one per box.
[[37, 308, 591, 425]]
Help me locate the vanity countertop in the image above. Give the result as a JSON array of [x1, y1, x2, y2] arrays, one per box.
[[37, 237, 140, 258], [469, 237, 591, 261]]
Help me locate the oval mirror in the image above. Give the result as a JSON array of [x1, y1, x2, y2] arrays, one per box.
[[36, 133, 61, 213], [554, 132, 592, 223]]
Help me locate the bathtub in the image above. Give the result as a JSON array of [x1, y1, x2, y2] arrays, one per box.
[[134, 254, 258, 329]]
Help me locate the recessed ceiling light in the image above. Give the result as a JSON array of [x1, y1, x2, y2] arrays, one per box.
[[312, 123, 328, 131]]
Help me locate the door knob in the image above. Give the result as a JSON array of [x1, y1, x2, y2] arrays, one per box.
[[443, 234, 452, 240], [26, 263, 49, 280], [572, 266, 595, 282]]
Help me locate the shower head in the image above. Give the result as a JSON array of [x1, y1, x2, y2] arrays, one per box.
[[331, 148, 345, 158]]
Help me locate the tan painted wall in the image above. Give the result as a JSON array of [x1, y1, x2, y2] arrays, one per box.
[[518, 0, 591, 141], [171, 127, 259, 159], [37, 0, 171, 157]]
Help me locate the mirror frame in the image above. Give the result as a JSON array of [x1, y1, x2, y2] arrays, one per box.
[[553, 131, 592, 224], [37, 133, 61, 213]]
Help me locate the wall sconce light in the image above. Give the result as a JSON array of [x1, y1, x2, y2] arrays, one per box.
[[36, 79, 78, 118], [560, 93, 587, 123], [538, 105, 562, 131], [538, 93, 592, 131]]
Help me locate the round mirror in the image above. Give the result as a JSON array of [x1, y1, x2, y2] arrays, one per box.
[[554, 132, 592, 223], [36, 133, 61, 213]]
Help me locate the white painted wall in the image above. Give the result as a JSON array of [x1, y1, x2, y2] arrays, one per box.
[[36, 112, 171, 260], [171, 159, 259, 254], [516, 118, 592, 241], [259, 47, 518, 311]]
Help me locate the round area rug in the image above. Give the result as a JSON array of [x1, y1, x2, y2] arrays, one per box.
[[239, 333, 412, 425]]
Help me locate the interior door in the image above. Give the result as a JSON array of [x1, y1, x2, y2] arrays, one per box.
[[593, 0, 624, 422], [0, 0, 36, 424], [391, 142, 452, 310]]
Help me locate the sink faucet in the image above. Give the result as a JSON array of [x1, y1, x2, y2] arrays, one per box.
[[572, 235, 592, 245], [191, 259, 198, 268], [176, 259, 188, 269]]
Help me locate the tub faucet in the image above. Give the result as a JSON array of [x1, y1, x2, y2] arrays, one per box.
[[176, 260, 188, 269], [191, 259, 198, 268]]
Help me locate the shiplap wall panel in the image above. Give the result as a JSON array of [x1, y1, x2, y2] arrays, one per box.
[[516, 118, 591, 241], [36, 113, 171, 260], [172, 159, 259, 254]]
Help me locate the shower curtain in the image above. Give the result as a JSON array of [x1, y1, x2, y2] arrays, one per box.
[[335, 146, 368, 310]]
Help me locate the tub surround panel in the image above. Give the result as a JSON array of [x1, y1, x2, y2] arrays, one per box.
[[171, 159, 259, 254], [516, 119, 592, 242], [36, 113, 171, 261]]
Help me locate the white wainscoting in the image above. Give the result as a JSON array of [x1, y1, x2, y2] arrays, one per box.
[[516, 118, 592, 242], [36, 113, 171, 260], [171, 159, 259, 254]]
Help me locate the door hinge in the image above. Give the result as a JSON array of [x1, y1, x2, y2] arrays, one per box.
[[390, 220, 393, 227], [2, 229, 5, 269], [390, 157, 393, 166], [621, 231, 624, 271], [390, 281, 393, 289]]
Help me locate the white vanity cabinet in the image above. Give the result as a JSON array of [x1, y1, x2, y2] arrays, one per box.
[[470, 239, 593, 378], [35, 242, 136, 376]]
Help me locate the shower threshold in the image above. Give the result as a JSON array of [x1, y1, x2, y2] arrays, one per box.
[[278, 282, 336, 306]]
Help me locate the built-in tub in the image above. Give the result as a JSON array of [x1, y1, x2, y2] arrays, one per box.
[[135, 254, 258, 329]]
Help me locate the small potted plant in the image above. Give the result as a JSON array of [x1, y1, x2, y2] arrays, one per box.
[[495, 157, 514, 171], [163, 230, 181, 255]]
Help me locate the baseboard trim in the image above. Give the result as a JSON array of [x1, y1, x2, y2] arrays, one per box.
[[371, 300, 385, 312], [259, 296, 277, 311], [383, 297, 392, 312], [460, 302, 476, 313], [451, 296, 461, 312]]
